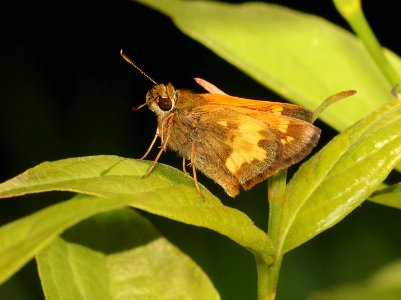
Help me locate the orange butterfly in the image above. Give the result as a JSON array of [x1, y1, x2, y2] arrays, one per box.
[[121, 50, 320, 197]]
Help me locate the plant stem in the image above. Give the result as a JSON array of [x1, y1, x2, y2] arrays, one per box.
[[267, 258, 283, 300], [254, 248, 283, 300], [255, 253, 270, 300], [267, 170, 287, 249], [333, 0, 401, 87], [255, 170, 288, 300]]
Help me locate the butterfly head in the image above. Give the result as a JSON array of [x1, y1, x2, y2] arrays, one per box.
[[119, 50, 177, 117], [144, 83, 176, 117]]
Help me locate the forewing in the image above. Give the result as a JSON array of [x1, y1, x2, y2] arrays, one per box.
[[198, 93, 314, 121]]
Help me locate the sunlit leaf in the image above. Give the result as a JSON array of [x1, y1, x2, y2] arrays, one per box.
[[278, 98, 401, 253]]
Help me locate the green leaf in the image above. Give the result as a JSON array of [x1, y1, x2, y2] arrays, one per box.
[[310, 259, 401, 300], [369, 183, 401, 210], [277, 99, 401, 254], [37, 209, 220, 300], [135, 0, 401, 131], [0, 155, 170, 198], [0, 156, 273, 283]]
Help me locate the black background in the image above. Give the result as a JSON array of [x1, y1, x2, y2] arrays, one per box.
[[1, 1, 401, 299]]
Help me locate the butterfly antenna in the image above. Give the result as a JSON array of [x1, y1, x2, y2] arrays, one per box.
[[120, 49, 157, 85]]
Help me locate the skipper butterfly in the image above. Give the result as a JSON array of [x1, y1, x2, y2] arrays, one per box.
[[121, 50, 321, 197]]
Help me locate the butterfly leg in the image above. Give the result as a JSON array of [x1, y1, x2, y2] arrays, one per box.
[[160, 114, 174, 151], [142, 146, 164, 178], [190, 143, 204, 198], [182, 158, 189, 175], [142, 118, 173, 178], [140, 128, 159, 160]]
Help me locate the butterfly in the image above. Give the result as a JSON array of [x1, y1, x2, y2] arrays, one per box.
[[121, 50, 321, 197]]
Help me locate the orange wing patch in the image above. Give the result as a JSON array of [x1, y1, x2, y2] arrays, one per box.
[[191, 106, 281, 195], [225, 120, 270, 175]]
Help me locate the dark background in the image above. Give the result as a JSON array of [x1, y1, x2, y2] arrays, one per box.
[[1, 1, 401, 299]]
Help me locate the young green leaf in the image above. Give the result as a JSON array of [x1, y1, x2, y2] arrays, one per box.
[[37, 209, 220, 300], [277, 98, 401, 254]]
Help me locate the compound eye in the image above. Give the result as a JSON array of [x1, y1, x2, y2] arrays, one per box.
[[158, 96, 172, 111]]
